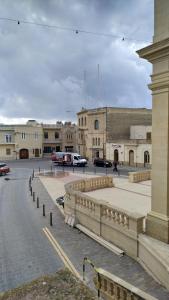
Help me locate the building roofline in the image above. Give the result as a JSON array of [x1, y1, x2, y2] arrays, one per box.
[[77, 106, 152, 115]]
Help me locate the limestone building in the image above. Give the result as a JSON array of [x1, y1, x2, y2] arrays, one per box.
[[42, 121, 77, 156], [0, 120, 77, 160], [0, 120, 43, 160], [77, 107, 152, 162], [106, 125, 152, 167], [137, 0, 169, 243]]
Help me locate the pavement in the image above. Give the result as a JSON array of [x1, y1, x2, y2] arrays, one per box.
[[31, 170, 169, 299], [86, 177, 151, 215], [39, 171, 151, 215]]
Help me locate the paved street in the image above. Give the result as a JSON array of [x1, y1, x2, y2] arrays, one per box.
[[1, 159, 167, 299], [6, 158, 149, 177], [0, 167, 63, 292], [31, 175, 169, 299]]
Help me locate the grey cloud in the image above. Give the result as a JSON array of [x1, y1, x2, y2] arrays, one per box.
[[0, 0, 153, 123]]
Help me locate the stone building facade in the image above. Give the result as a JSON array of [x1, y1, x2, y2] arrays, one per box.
[[42, 121, 77, 156], [0, 120, 43, 160], [106, 125, 152, 167], [0, 120, 77, 160], [77, 107, 152, 162]]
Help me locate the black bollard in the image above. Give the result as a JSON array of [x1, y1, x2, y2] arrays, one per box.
[[30, 186, 32, 196], [43, 204, 45, 216], [33, 191, 35, 202], [32, 169, 34, 180], [37, 197, 39, 208], [50, 212, 53, 226]]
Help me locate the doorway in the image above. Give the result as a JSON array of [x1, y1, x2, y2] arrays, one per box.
[[114, 149, 119, 162], [20, 149, 29, 159], [35, 149, 40, 157], [129, 150, 134, 166]]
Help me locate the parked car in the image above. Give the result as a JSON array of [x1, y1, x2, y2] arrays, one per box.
[[0, 163, 10, 175], [56, 195, 64, 208], [93, 158, 112, 168]]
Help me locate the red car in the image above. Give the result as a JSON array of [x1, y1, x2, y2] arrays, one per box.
[[0, 163, 10, 175]]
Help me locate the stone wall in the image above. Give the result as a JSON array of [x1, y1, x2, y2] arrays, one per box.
[[107, 111, 152, 141], [129, 170, 151, 183], [64, 176, 145, 258]]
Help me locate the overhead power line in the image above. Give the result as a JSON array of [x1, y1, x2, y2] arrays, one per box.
[[0, 17, 151, 43]]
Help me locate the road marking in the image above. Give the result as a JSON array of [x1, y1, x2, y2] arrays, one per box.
[[43, 227, 81, 280]]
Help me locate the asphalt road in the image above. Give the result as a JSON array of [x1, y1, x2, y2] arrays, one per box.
[[5, 158, 149, 177], [0, 167, 63, 292], [0, 159, 150, 293]]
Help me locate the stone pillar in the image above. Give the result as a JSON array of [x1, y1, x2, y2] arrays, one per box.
[[137, 0, 169, 243]]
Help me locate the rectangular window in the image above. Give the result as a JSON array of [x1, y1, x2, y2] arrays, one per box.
[[6, 148, 11, 155], [55, 132, 59, 139], [146, 132, 151, 140], [34, 132, 38, 139], [43, 146, 52, 153], [21, 132, 26, 139], [5, 134, 12, 143], [44, 132, 48, 139]]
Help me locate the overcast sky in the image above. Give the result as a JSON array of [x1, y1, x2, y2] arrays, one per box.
[[0, 0, 153, 124]]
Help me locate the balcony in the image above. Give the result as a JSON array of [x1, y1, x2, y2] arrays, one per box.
[[43, 139, 62, 144], [0, 140, 15, 145]]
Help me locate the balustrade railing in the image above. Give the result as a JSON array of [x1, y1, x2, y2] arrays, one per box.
[[101, 206, 129, 228], [129, 170, 151, 183], [95, 268, 158, 300], [64, 176, 145, 257]]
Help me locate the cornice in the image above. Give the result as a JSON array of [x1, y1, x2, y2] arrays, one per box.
[[137, 38, 169, 62]]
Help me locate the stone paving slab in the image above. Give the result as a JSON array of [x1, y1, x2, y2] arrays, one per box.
[[86, 186, 151, 215], [31, 176, 169, 299]]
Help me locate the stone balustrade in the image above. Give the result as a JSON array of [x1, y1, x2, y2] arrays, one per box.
[[95, 268, 158, 300], [128, 170, 151, 183], [102, 206, 129, 228], [64, 176, 145, 258], [66, 176, 114, 193]]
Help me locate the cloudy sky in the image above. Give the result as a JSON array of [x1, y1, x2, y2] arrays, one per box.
[[0, 0, 153, 124]]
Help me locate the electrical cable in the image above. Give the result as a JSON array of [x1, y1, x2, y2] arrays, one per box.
[[0, 17, 151, 43]]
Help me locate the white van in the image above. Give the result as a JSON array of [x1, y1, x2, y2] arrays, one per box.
[[51, 152, 87, 167]]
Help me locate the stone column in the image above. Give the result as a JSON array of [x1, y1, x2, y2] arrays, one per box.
[[137, 0, 169, 243]]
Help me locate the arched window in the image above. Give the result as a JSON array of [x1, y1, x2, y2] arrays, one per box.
[[81, 117, 83, 126], [144, 151, 150, 164], [129, 150, 134, 166], [79, 118, 80, 126], [94, 120, 99, 130]]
